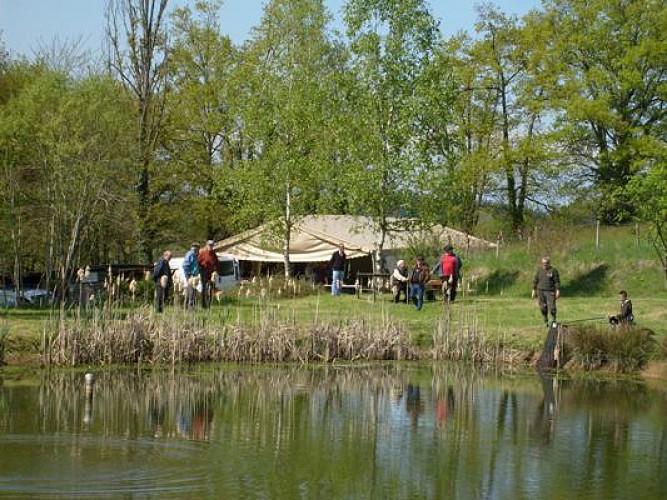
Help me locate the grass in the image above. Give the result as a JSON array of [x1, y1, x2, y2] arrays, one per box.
[[0, 224, 665, 368]]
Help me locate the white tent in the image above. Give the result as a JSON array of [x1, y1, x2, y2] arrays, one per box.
[[214, 215, 494, 263]]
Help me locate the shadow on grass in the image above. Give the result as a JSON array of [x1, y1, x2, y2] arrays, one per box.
[[483, 270, 520, 295], [562, 264, 608, 296]]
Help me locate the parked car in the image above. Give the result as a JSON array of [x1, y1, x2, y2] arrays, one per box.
[[0, 290, 25, 308], [21, 289, 57, 307]]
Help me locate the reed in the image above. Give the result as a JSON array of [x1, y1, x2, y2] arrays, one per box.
[[563, 325, 655, 373], [45, 306, 418, 366]]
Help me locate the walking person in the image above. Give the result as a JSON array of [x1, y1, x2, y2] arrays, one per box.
[[531, 256, 561, 326], [152, 250, 173, 313], [409, 256, 430, 311], [198, 239, 219, 309], [183, 242, 201, 309], [329, 243, 346, 297]]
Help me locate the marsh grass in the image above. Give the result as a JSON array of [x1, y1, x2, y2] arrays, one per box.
[[564, 325, 655, 373], [45, 299, 419, 366]]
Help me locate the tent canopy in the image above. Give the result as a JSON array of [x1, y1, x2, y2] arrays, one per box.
[[214, 215, 494, 263]]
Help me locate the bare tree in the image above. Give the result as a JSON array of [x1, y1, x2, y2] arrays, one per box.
[[106, 0, 169, 263]]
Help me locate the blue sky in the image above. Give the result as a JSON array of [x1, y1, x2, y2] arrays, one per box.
[[1, 0, 541, 57]]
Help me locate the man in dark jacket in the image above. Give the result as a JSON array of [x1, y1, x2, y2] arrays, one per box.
[[329, 243, 346, 297], [609, 290, 633, 326], [531, 256, 561, 326], [152, 250, 173, 313], [409, 256, 430, 311]]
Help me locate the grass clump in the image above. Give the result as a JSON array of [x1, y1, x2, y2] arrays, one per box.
[[564, 325, 655, 373]]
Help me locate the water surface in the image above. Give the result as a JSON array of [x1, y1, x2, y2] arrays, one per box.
[[1, 365, 665, 498]]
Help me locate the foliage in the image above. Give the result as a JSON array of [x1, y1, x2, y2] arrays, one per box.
[[564, 324, 655, 373], [535, 0, 667, 222], [162, 0, 239, 246], [341, 0, 444, 270]]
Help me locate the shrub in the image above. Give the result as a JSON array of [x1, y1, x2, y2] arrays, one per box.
[[565, 325, 655, 373]]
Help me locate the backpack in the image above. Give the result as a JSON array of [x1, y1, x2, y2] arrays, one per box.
[[455, 254, 463, 277]]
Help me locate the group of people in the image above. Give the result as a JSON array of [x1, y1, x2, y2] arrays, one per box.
[[389, 245, 462, 311], [333, 244, 635, 327], [154, 240, 635, 328], [152, 240, 220, 312]]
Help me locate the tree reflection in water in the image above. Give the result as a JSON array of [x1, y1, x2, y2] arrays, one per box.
[[0, 365, 665, 499]]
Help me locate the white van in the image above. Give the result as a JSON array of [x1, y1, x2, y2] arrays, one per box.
[[169, 254, 240, 292]]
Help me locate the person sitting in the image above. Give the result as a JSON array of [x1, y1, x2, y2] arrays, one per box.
[[609, 290, 634, 326], [391, 260, 409, 303]]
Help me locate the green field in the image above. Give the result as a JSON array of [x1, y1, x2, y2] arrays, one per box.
[[1, 225, 666, 364]]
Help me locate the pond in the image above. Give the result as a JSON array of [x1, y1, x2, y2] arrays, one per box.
[[1, 365, 665, 498]]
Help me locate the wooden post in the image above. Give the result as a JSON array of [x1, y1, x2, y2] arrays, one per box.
[[495, 233, 501, 259], [595, 219, 600, 249]]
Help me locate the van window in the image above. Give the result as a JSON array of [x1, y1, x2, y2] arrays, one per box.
[[219, 260, 235, 276]]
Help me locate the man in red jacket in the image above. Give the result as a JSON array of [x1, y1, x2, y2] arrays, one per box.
[[440, 245, 459, 303], [197, 240, 220, 308]]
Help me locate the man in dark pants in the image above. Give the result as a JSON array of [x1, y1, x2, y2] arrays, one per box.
[[152, 250, 173, 313], [532, 256, 561, 326], [609, 290, 634, 326], [198, 240, 220, 309], [329, 243, 346, 297]]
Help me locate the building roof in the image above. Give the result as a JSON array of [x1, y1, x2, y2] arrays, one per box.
[[214, 215, 494, 263]]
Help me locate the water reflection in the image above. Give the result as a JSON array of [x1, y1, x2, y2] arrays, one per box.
[[0, 365, 666, 498]]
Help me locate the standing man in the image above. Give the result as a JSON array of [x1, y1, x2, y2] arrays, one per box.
[[329, 243, 346, 297], [152, 250, 173, 313], [532, 256, 561, 326], [198, 239, 220, 309], [409, 256, 430, 311], [391, 259, 409, 303], [440, 245, 461, 303], [183, 242, 200, 309]]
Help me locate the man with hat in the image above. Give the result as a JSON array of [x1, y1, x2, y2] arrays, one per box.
[[198, 239, 220, 308], [183, 242, 200, 309], [439, 244, 461, 303]]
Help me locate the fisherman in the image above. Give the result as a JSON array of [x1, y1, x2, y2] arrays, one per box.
[[531, 256, 561, 327], [608, 290, 634, 326]]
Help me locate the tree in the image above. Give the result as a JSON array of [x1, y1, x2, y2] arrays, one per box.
[[233, 0, 341, 276], [0, 70, 136, 298], [537, 0, 667, 223], [627, 157, 667, 283], [343, 0, 441, 270], [162, 0, 239, 245], [106, 0, 170, 263]]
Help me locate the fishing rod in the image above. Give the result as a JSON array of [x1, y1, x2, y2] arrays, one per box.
[[561, 316, 608, 325]]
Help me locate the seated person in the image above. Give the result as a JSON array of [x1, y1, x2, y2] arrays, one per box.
[[391, 260, 409, 303], [609, 290, 633, 326]]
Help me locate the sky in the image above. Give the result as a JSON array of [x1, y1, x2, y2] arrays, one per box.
[[0, 0, 542, 57]]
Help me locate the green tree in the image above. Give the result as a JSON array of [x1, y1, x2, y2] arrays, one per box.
[[0, 70, 136, 298], [343, 0, 441, 270], [537, 0, 667, 222], [162, 0, 239, 246], [233, 0, 341, 276]]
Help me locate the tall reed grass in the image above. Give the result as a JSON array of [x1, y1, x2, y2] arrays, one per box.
[[44, 305, 418, 366], [563, 325, 655, 373]]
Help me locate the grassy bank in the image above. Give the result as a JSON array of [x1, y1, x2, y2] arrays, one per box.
[[1, 225, 665, 371]]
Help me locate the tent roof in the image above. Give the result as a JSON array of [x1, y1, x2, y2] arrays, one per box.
[[214, 215, 494, 263]]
